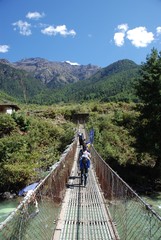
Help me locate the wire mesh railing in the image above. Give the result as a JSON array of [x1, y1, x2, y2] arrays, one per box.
[[91, 145, 161, 240], [0, 138, 77, 240], [1, 126, 161, 240]]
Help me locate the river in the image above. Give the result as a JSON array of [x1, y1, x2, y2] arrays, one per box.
[[141, 191, 161, 217], [0, 198, 19, 223], [0, 197, 60, 240], [0, 193, 161, 224]]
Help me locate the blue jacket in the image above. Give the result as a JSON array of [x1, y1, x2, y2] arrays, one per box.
[[79, 156, 90, 169]]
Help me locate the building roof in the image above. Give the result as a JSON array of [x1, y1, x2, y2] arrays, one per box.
[[0, 104, 20, 111]]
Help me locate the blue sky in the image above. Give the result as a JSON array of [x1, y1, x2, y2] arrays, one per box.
[[0, 0, 161, 67]]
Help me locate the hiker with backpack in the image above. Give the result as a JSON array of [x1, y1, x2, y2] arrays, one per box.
[[79, 154, 90, 187], [83, 149, 91, 160], [82, 138, 87, 151], [78, 132, 84, 147]]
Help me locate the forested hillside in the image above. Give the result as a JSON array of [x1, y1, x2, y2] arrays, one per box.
[[0, 90, 18, 103], [0, 62, 45, 103], [0, 58, 139, 104], [32, 59, 140, 104]]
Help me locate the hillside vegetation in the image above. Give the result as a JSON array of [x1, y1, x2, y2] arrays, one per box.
[[0, 62, 45, 103], [87, 49, 161, 192], [0, 106, 75, 193], [0, 90, 18, 103], [0, 58, 139, 104], [86, 102, 156, 191], [0, 48, 161, 196]]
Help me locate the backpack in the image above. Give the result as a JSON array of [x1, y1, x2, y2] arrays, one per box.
[[82, 157, 88, 168], [79, 134, 83, 145], [79, 134, 82, 140]]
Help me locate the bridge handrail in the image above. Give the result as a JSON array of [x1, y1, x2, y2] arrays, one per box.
[[91, 145, 161, 221], [0, 161, 59, 230], [90, 144, 161, 239], [0, 136, 77, 239]]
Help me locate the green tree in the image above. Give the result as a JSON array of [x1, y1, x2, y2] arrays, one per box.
[[0, 114, 16, 137], [135, 48, 161, 174]]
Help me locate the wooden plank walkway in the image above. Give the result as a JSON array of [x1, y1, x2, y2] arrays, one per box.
[[53, 127, 118, 240]]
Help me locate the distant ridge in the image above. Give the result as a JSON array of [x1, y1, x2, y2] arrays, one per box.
[[40, 59, 140, 103], [0, 58, 140, 104], [13, 58, 100, 87]]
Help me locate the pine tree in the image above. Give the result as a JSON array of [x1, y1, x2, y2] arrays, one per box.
[[136, 48, 161, 173]]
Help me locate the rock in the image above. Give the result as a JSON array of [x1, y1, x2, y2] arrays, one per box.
[[3, 192, 16, 199]]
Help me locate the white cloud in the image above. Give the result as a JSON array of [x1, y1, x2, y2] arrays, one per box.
[[114, 23, 128, 46], [156, 27, 161, 35], [65, 60, 80, 66], [12, 20, 32, 36], [126, 27, 154, 47], [41, 25, 76, 37], [26, 11, 45, 20], [114, 32, 125, 47], [117, 23, 128, 32], [0, 45, 10, 53], [114, 24, 154, 48]]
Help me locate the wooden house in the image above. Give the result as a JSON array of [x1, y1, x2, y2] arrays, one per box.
[[0, 104, 20, 114]]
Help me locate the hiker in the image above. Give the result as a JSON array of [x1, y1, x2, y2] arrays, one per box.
[[79, 155, 90, 187], [82, 138, 87, 151], [83, 150, 91, 160], [77, 148, 83, 171], [78, 132, 84, 147]]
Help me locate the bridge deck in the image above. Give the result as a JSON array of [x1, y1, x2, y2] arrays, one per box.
[[53, 140, 118, 240]]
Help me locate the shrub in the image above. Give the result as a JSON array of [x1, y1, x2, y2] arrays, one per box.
[[0, 114, 16, 137]]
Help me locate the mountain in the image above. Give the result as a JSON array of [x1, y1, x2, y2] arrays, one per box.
[[89, 59, 139, 82], [13, 58, 100, 88], [0, 60, 45, 103], [0, 58, 140, 104], [81, 59, 140, 102], [33, 59, 140, 104]]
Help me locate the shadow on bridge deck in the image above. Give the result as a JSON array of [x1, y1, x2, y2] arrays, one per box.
[[53, 134, 118, 240]]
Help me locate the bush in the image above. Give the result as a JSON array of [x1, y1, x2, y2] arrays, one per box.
[[0, 114, 16, 137], [11, 112, 30, 131]]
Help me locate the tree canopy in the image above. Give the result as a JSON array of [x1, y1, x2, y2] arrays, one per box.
[[135, 48, 161, 173]]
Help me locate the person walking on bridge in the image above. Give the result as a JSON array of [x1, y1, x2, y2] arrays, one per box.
[[83, 149, 91, 160], [79, 154, 90, 187], [78, 132, 84, 147]]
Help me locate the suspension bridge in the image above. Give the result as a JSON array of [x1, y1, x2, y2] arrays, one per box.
[[0, 125, 161, 240]]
